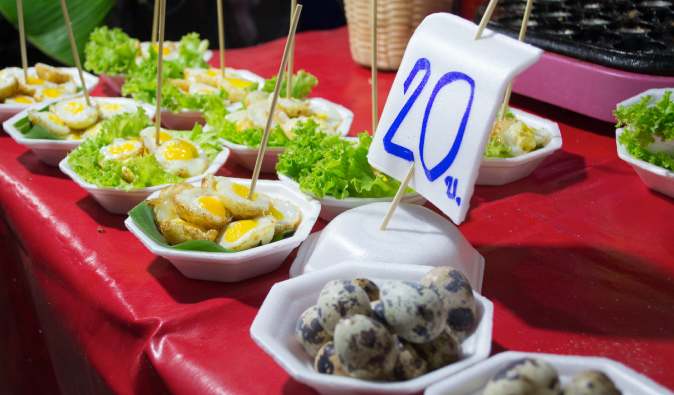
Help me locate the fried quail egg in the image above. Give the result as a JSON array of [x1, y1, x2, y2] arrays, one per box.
[[0, 73, 18, 101], [491, 118, 536, 157], [268, 199, 301, 237], [483, 358, 560, 395], [224, 110, 252, 131], [139, 127, 174, 154], [99, 138, 144, 162], [159, 218, 218, 245], [53, 97, 100, 129], [33, 87, 64, 102], [316, 280, 371, 336], [188, 82, 219, 95], [421, 267, 477, 332], [27, 110, 71, 137], [80, 123, 103, 139], [216, 216, 276, 251], [155, 138, 209, 178], [140, 41, 180, 61], [65, 132, 84, 140], [173, 187, 232, 230], [351, 278, 380, 302], [214, 178, 272, 219], [184, 68, 221, 87], [276, 97, 310, 118], [56, 80, 77, 95], [314, 341, 349, 376], [334, 314, 396, 380], [307, 104, 343, 130], [411, 326, 460, 371], [563, 370, 622, 395], [99, 101, 137, 120], [296, 305, 332, 358], [243, 90, 270, 107], [149, 183, 194, 226], [19, 76, 55, 96], [4, 95, 35, 105], [35, 63, 72, 84]]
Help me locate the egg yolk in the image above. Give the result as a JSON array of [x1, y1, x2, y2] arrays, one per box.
[[172, 218, 206, 232], [26, 77, 44, 85], [12, 97, 33, 104], [198, 196, 227, 217], [270, 207, 284, 221], [225, 78, 253, 89], [205, 70, 219, 77], [102, 103, 124, 111], [198, 89, 214, 94], [313, 113, 327, 120], [152, 44, 171, 56], [163, 140, 198, 161], [153, 131, 173, 144], [225, 220, 258, 243], [42, 88, 62, 98], [48, 114, 66, 126], [109, 141, 138, 155], [66, 102, 84, 114], [232, 183, 258, 200]]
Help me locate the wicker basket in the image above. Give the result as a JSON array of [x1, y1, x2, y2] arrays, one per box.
[[344, 0, 454, 71]]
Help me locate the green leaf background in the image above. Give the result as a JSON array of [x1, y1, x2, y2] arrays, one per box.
[[0, 0, 115, 66]]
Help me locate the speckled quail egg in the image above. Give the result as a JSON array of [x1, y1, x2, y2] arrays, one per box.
[[369, 300, 395, 334], [351, 278, 380, 302], [563, 370, 622, 395], [99, 138, 144, 162], [155, 138, 209, 178], [159, 218, 219, 245], [316, 280, 372, 336], [139, 127, 174, 154], [483, 358, 561, 395], [379, 281, 446, 343], [216, 216, 276, 251], [268, 198, 301, 237], [314, 341, 349, 377], [189, 82, 219, 95], [27, 109, 71, 137], [412, 326, 460, 371], [213, 177, 272, 219], [53, 97, 100, 129], [389, 335, 428, 381], [421, 267, 477, 332], [0, 73, 18, 101], [149, 183, 194, 226], [33, 87, 64, 102], [295, 305, 332, 358], [334, 314, 396, 380], [4, 95, 35, 105], [99, 101, 137, 120], [35, 63, 72, 84], [173, 187, 232, 230]]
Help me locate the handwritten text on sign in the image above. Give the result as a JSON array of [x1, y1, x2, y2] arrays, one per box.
[[367, 14, 542, 224]]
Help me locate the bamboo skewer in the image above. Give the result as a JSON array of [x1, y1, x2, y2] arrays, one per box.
[[248, 4, 303, 200], [155, 0, 166, 147], [379, 163, 414, 230], [58, 0, 90, 106], [217, 0, 226, 78], [473, 0, 499, 41], [286, 0, 297, 99], [499, 0, 534, 120], [151, 0, 160, 46], [371, 0, 378, 135], [16, 0, 28, 82]]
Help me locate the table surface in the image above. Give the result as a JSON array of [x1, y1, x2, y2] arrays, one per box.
[[1, 26, 673, 395]]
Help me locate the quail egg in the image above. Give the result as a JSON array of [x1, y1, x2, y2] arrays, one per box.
[[0, 73, 18, 100], [33, 87, 64, 102], [390, 335, 428, 381], [27, 110, 71, 137], [412, 326, 460, 371], [56, 80, 77, 95], [216, 216, 276, 251], [295, 305, 332, 358], [334, 314, 396, 380], [563, 370, 622, 395], [268, 198, 301, 237], [53, 97, 100, 129], [154, 138, 209, 178], [140, 41, 180, 61], [316, 280, 371, 336], [173, 187, 232, 230], [4, 95, 34, 105], [421, 267, 477, 332], [189, 82, 219, 95], [307, 104, 343, 130], [149, 183, 194, 226], [80, 123, 103, 139], [351, 278, 380, 302], [99, 138, 144, 162], [184, 67, 222, 87], [483, 358, 560, 395], [99, 101, 138, 120], [139, 127, 174, 154], [159, 218, 218, 245], [379, 281, 447, 343], [213, 177, 272, 219], [314, 341, 348, 377], [35, 63, 72, 84], [369, 300, 395, 334]]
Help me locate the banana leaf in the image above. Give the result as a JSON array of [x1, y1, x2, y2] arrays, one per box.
[[0, 0, 115, 66]]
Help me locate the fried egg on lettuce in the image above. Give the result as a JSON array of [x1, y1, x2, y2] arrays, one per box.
[[216, 216, 276, 251], [27, 110, 71, 136], [269, 198, 301, 237], [154, 138, 208, 178]]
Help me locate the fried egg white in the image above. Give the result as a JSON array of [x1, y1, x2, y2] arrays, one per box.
[[188, 82, 219, 95], [53, 97, 100, 129], [140, 41, 180, 61], [269, 199, 301, 237], [27, 110, 71, 137], [184, 68, 222, 87], [4, 95, 34, 105], [139, 127, 174, 154], [214, 178, 272, 219], [99, 101, 137, 120], [56, 80, 77, 95], [0, 73, 18, 101], [150, 183, 194, 226], [81, 123, 103, 139], [174, 187, 232, 230], [99, 137, 144, 162], [33, 87, 64, 102], [154, 138, 209, 178], [216, 216, 276, 251], [160, 218, 218, 245], [307, 104, 343, 130], [35, 63, 72, 84]]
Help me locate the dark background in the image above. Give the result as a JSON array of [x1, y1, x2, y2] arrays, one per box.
[[0, 0, 346, 68]]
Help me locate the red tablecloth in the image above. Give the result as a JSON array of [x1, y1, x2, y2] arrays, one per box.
[[1, 27, 673, 395]]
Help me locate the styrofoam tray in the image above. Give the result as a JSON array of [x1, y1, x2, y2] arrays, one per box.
[[125, 177, 321, 282], [615, 88, 674, 199], [2, 97, 156, 166], [0, 67, 99, 124], [59, 148, 230, 214], [476, 108, 562, 186], [219, 97, 355, 173], [250, 261, 493, 395], [424, 351, 673, 395], [289, 202, 484, 292], [278, 173, 427, 222], [159, 69, 265, 130]]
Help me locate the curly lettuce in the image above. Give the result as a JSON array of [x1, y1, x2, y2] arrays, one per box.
[[84, 26, 139, 75], [484, 106, 516, 158], [262, 70, 318, 99], [204, 107, 290, 148]]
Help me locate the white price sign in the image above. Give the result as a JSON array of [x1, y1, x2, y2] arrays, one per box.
[[367, 13, 542, 224]]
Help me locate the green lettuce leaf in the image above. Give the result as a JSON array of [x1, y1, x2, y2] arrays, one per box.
[[262, 70, 318, 99], [84, 26, 139, 75], [484, 135, 513, 158], [619, 129, 674, 171]]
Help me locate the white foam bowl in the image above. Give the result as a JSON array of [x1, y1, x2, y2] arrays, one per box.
[[424, 351, 673, 395], [220, 97, 355, 173], [289, 202, 484, 292], [476, 108, 563, 186], [125, 177, 321, 282], [278, 173, 428, 222], [59, 148, 230, 214], [159, 69, 266, 130], [3, 97, 156, 166], [0, 67, 99, 124], [250, 261, 493, 395], [615, 88, 674, 199]]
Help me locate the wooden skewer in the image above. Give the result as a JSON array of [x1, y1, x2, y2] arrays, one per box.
[[286, 0, 297, 99], [473, 0, 499, 41], [379, 163, 414, 230], [151, 0, 160, 46], [371, 0, 378, 135], [16, 0, 28, 82], [155, 0, 166, 147], [248, 4, 303, 200], [499, 0, 534, 120], [217, 0, 226, 78], [59, 0, 90, 106]]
